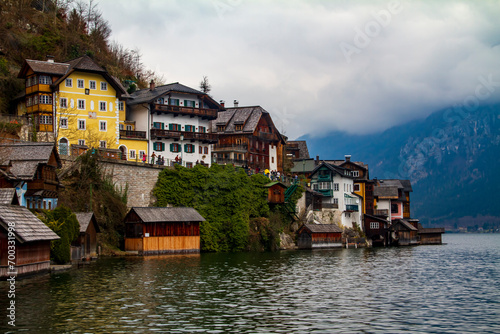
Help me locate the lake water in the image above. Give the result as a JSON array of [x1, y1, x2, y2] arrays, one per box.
[[1, 233, 499, 333]]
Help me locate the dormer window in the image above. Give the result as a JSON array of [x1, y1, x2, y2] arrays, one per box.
[[352, 171, 359, 177], [217, 125, 225, 132], [235, 125, 243, 131]]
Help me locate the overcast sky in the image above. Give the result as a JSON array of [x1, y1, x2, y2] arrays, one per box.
[[97, 0, 500, 140]]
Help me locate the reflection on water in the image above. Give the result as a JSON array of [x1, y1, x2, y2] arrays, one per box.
[[1, 234, 499, 333]]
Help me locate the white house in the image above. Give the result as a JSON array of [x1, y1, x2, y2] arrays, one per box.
[[309, 162, 362, 228], [127, 81, 222, 167]]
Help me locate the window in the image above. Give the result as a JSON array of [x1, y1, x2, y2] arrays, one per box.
[[185, 125, 194, 132], [370, 222, 380, 230], [27, 97, 32, 107], [235, 125, 243, 131], [184, 100, 195, 107], [204, 147, 208, 154], [119, 124, 124, 130], [318, 182, 331, 190], [199, 126, 206, 133], [60, 118, 68, 129], [33, 95, 38, 105], [77, 79, 84, 88], [78, 119, 86, 130], [352, 171, 359, 177], [77, 99, 85, 109], [78, 139, 85, 146], [39, 115, 52, 124], [334, 183, 339, 191], [89, 80, 96, 89], [153, 122, 164, 129], [199, 146, 203, 154], [65, 78, 73, 87], [354, 184, 360, 192], [217, 125, 225, 132], [170, 143, 181, 152], [40, 95, 52, 104], [119, 101, 124, 111], [130, 150, 136, 159], [126, 125, 132, 131], [99, 141, 106, 148], [100, 121, 107, 131], [60, 98, 68, 108], [39, 75, 51, 85], [170, 98, 179, 106], [333, 198, 339, 205], [100, 82, 107, 90], [391, 203, 399, 214], [139, 151, 146, 159], [154, 142, 165, 151], [169, 123, 181, 131], [99, 101, 106, 111]]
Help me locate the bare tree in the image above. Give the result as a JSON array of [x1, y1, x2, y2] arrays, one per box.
[[200, 76, 211, 95]]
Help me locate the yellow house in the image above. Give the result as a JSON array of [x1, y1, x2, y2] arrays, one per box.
[[17, 56, 148, 161]]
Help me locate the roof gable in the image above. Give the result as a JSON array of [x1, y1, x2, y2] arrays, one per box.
[[129, 82, 218, 106], [310, 162, 353, 179], [75, 212, 100, 233], [0, 189, 18, 205], [0, 205, 60, 243]]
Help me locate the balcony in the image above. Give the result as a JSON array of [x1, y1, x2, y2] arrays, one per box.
[[213, 144, 248, 152], [323, 203, 339, 209], [375, 209, 389, 216], [346, 204, 359, 212], [120, 130, 147, 140], [317, 174, 332, 182], [150, 129, 218, 143], [257, 131, 276, 142], [153, 104, 218, 120], [317, 189, 333, 197], [214, 157, 248, 166]]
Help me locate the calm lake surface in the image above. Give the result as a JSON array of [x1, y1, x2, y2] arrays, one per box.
[[1, 233, 499, 333]]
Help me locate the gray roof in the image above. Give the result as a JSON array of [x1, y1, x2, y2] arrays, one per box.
[[127, 207, 206, 223], [0, 189, 17, 205], [0, 142, 61, 181], [0, 205, 60, 243], [374, 179, 412, 199], [309, 162, 354, 179], [287, 140, 310, 159], [290, 158, 317, 173], [75, 212, 100, 233], [392, 219, 418, 231], [211, 106, 268, 134], [20, 59, 69, 77], [129, 82, 207, 105], [302, 223, 343, 233]]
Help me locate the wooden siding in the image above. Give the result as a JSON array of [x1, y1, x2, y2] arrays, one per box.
[[125, 236, 200, 254], [267, 184, 285, 204], [297, 231, 342, 249], [419, 233, 443, 245], [125, 238, 143, 252]]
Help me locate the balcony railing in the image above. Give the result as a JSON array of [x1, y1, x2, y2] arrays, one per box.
[[120, 130, 147, 139], [317, 189, 333, 197], [214, 158, 248, 166], [323, 203, 339, 209], [212, 144, 248, 152], [375, 209, 389, 216], [153, 104, 218, 120], [150, 129, 218, 143], [317, 175, 332, 182], [346, 204, 359, 212]]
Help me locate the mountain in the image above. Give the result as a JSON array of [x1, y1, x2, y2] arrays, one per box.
[[301, 104, 500, 228]]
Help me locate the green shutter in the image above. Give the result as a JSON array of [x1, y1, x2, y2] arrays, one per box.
[[170, 143, 174, 152], [169, 123, 173, 130], [162, 143, 165, 151], [161, 122, 164, 129]]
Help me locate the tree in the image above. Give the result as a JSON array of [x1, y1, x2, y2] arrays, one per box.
[[199, 76, 211, 95]]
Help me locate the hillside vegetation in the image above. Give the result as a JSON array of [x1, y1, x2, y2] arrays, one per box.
[[0, 0, 160, 113]]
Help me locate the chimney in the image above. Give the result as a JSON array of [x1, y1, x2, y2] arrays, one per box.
[[46, 55, 54, 63], [345, 154, 351, 162], [149, 80, 155, 91], [220, 100, 225, 108], [315, 155, 320, 166], [234, 100, 239, 107]]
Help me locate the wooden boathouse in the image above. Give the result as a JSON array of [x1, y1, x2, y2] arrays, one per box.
[[0, 205, 59, 278], [297, 224, 343, 249], [73, 212, 100, 261], [124, 207, 204, 255], [389, 219, 419, 246], [418, 223, 445, 245]]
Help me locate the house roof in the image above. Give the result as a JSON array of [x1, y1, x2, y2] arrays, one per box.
[[263, 181, 287, 188], [374, 179, 412, 200], [0, 188, 18, 205], [0, 205, 60, 243], [286, 140, 310, 159], [128, 82, 220, 108], [290, 158, 317, 173], [126, 207, 206, 223], [309, 162, 354, 179], [302, 223, 343, 233], [0, 142, 61, 181], [392, 219, 418, 231], [75, 212, 100, 233], [18, 59, 69, 77]]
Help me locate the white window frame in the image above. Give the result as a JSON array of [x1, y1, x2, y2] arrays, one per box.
[[99, 101, 106, 111], [39, 115, 52, 124], [99, 140, 107, 148], [334, 183, 339, 191], [78, 119, 86, 130], [60, 98, 68, 108], [89, 80, 96, 89], [39, 75, 51, 85], [78, 139, 85, 146], [352, 171, 359, 177], [99, 121, 107, 132], [65, 78, 73, 87], [130, 150, 136, 159], [77, 99, 85, 110], [370, 222, 379, 229], [100, 82, 107, 91], [77, 79, 84, 88], [333, 198, 339, 205], [139, 150, 146, 159], [40, 95, 52, 104], [60, 117, 68, 129]]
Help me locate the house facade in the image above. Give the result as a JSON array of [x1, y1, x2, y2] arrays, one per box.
[[211, 105, 285, 172], [127, 82, 221, 167], [309, 162, 362, 228], [297, 223, 343, 249], [0, 142, 62, 209], [373, 179, 412, 221]]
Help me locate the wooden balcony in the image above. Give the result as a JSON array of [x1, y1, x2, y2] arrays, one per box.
[[120, 130, 147, 140], [150, 129, 218, 143], [153, 104, 218, 120], [214, 157, 248, 166], [375, 209, 389, 216], [257, 131, 276, 142], [212, 144, 248, 152], [323, 203, 339, 209]]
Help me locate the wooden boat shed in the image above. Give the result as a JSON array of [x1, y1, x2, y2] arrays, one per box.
[[264, 181, 287, 204], [73, 212, 100, 261], [0, 205, 59, 278], [418, 223, 445, 245], [297, 223, 343, 249], [389, 219, 418, 246], [124, 207, 204, 255]]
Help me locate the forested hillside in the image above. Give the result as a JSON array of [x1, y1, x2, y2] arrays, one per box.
[[0, 0, 160, 113]]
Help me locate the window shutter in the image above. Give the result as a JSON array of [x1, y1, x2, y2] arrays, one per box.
[[162, 143, 165, 151], [170, 143, 174, 152], [161, 122, 164, 129]]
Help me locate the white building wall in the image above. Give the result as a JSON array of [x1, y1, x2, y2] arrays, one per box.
[[269, 144, 277, 171]]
